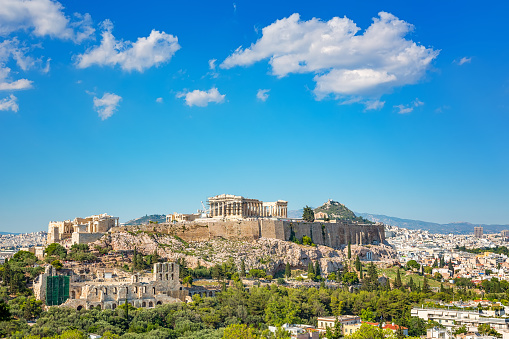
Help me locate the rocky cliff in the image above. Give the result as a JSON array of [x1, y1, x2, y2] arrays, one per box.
[[92, 232, 396, 275]]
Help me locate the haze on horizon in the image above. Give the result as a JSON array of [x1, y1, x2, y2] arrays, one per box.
[[0, 0, 508, 233]]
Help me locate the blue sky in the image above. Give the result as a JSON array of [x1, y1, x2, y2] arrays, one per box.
[[1, 0, 508, 233]]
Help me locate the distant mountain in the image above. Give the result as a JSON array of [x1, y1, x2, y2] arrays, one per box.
[[288, 209, 303, 218], [356, 212, 509, 234], [124, 214, 167, 225], [0, 231, 19, 235]]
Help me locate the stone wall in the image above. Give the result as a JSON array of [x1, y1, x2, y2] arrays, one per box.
[[71, 232, 105, 245], [114, 219, 385, 249]]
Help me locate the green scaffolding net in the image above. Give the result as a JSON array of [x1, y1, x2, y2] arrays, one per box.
[[46, 275, 70, 306]]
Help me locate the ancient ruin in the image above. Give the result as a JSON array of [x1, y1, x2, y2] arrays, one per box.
[[34, 262, 186, 310], [208, 194, 288, 219], [47, 213, 119, 245]]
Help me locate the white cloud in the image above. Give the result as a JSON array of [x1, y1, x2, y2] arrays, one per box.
[[177, 87, 225, 107], [0, 94, 18, 112], [256, 89, 270, 101], [364, 99, 385, 110], [93, 92, 121, 120], [156, 97, 163, 103], [0, 66, 33, 91], [394, 104, 413, 114], [0, 0, 94, 42], [76, 22, 180, 72], [457, 57, 472, 65], [221, 12, 438, 106], [208, 59, 216, 70], [394, 98, 424, 114]]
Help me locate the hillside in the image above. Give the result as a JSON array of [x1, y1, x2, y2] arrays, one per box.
[[357, 212, 509, 234], [124, 214, 167, 225]]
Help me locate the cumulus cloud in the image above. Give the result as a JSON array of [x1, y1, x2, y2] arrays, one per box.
[[256, 89, 270, 101], [0, 94, 18, 112], [221, 12, 438, 106], [394, 98, 423, 114], [93, 92, 121, 120], [177, 87, 225, 107], [0, 39, 39, 91], [457, 57, 472, 65], [156, 97, 163, 103], [0, 0, 94, 42], [76, 21, 180, 72]]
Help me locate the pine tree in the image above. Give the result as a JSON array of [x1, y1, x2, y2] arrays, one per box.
[[285, 263, 291, 278], [355, 255, 361, 271], [422, 276, 431, 293], [432, 258, 438, 268], [440, 283, 445, 293], [448, 261, 454, 273], [240, 259, 246, 277], [408, 276, 415, 291], [359, 266, 363, 279], [421, 265, 424, 276], [315, 261, 321, 277], [347, 242, 351, 259], [302, 206, 315, 222], [308, 262, 315, 276], [393, 268, 403, 289], [440, 257, 445, 268]]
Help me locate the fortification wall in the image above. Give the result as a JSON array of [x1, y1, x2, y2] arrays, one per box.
[[71, 232, 105, 245], [113, 219, 384, 249]]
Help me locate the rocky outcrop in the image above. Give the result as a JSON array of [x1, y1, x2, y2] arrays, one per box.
[[93, 232, 396, 275]]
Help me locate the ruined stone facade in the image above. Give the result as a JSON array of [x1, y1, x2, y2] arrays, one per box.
[[47, 213, 119, 244], [34, 262, 186, 310], [208, 194, 288, 219]]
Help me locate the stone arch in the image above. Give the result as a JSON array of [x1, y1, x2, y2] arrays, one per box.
[[152, 287, 156, 294], [96, 304, 102, 310], [156, 301, 162, 305], [142, 301, 146, 307], [95, 288, 98, 295], [134, 286, 138, 293], [112, 303, 116, 309], [104, 287, 107, 295], [113, 287, 117, 294], [77, 305, 83, 311], [171, 273, 174, 280], [71, 291, 76, 299], [159, 274, 162, 280], [149, 301, 153, 307], [209, 292, 213, 297], [89, 304, 95, 310], [165, 273, 169, 280]]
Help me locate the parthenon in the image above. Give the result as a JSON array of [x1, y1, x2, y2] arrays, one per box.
[[208, 194, 288, 219]]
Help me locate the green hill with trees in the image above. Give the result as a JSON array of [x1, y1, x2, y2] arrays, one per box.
[[313, 199, 372, 223]]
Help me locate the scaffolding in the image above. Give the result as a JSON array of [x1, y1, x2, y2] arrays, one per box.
[[46, 275, 69, 306]]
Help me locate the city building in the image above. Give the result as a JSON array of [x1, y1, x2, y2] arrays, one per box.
[[411, 307, 509, 332], [474, 227, 484, 238], [317, 315, 362, 335]]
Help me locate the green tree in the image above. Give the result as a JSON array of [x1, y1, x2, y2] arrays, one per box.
[[285, 263, 291, 278], [355, 256, 361, 271], [406, 260, 420, 270], [44, 243, 67, 260], [324, 317, 343, 339], [422, 276, 431, 293], [240, 259, 246, 277], [0, 300, 10, 321], [347, 242, 351, 259], [183, 275, 193, 287], [223, 324, 257, 338], [393, 268, 402, 289], [51, 260, 63, 270], [307, 262, 314, 276], [314, 261, 321, 277], [302, 206, 314, 222]]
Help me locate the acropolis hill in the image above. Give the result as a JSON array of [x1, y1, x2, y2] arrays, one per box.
[[47, 194, 385, 249]]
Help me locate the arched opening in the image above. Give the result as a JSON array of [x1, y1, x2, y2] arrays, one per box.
[[89, 305, 94, 310], [71, 291, 76, 299], [171, 273, 174, 280], [209, 292, 213, 297], [171, 263, 174, 271], [134, 286, 138, 293], [77, 305, 83, 311], [113, 287, 117, 294], [165, 273, 169, 280], [103, 288, 107, 295], [152, 287, 156, 294], [149, 301, 153, 307], [156, 301, 162, 305], [159, 274, 162, 280], [126, 287, 128, 294], [95, 288, 98, 295], [96, 304, 102, 310], [142, 302, 146, 307], [112, 303, 116, 309]]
